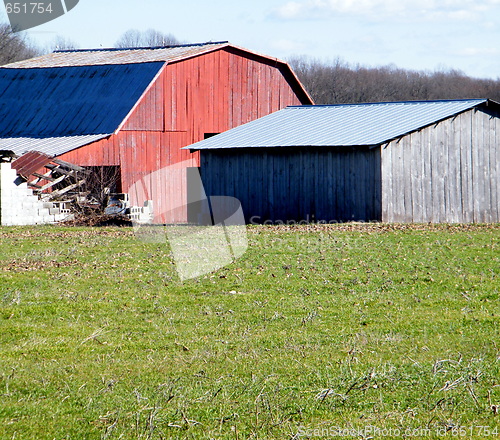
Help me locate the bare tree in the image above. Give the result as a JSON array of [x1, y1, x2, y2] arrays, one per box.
[[114, 28, 180, 48], [0, 22, 41, 65], [50, 35, 79, 51], [78, 166, 122, 211]]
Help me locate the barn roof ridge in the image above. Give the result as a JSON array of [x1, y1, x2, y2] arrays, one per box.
[[3, 41, 297, 69], [53, 41, 230, 53], [0, 60, 166, 71], [2, 41, 230, 68], [287, 98, 489, 109]]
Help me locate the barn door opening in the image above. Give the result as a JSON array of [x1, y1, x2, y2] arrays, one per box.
[[83, 165, 122, 210], [187, 166, 212, 224]]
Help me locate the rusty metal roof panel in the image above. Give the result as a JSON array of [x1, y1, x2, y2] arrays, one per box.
[[187, 99, 491, 149], [0, 134, 109, 157], [0, 62, 164, 137], [11, 151, 53, 178], [5, 42, 230, 68]]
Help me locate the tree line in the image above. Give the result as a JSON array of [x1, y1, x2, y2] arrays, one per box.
[[0, 23, 40, 65], [288, 56, 500, 104], [1, 22, 499, 103]]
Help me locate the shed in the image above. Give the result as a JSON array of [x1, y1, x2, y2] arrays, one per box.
[[187, 99, 500, 223], [0, 42, 312, 223]]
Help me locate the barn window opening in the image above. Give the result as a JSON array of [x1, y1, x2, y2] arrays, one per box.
[[204, 133, 219, 139]]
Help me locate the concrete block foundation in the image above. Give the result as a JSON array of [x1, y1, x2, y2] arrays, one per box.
[[0, 162, 73, 226]]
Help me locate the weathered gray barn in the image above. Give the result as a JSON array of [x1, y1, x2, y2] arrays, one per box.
[[188, 99, 500, 223]]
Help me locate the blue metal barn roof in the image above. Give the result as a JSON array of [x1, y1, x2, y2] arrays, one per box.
[[0, 62, 164, 154], [187, 99, 491, 150]]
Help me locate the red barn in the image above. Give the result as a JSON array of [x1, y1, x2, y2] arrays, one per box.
[[1, 42, 312, 222]]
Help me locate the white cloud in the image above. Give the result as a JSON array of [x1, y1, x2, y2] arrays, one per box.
[[271, 0, 500, 21], [275, 1, 306, 19]]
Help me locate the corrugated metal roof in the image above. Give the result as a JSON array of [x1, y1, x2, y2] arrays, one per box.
[[0, 134, 110, 157], [186, 99, 492, 150], [5, 42, 230, 68], [0, 62, 164, 137]]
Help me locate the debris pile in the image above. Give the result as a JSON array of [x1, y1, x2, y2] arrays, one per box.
[[1, 150, 154, 226]]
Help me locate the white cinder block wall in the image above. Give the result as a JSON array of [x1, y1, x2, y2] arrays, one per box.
[[0, 162, 72, 226]]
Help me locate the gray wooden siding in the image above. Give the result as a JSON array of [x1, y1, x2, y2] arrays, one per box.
[[381, 107, 500, 223], [200, 147, 382, 223]]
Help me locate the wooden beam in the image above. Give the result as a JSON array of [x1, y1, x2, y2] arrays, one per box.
[[43, 179, 86, 201], [38, 174, 67, 192], [32, 172, 56, 182], [52, 159, 87, 173], [45, 164, 72, 175]]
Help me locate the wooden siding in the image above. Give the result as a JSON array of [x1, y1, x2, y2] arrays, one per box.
[[57, 48, 306, 222], [200, 147, 382, 223], [122, 49, 304, 142], [59, 131, 197, 223], [381, 107, 500, 223]]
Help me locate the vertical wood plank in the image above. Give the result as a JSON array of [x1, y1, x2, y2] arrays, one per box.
[[490, 108, 500, 221], [480, 110, 492, 222], [410, 132, 422, 222], [471, 109, 482, 222]]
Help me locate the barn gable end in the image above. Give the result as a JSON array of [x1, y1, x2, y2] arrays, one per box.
[[121, 49, 309, 141], [381, 105, 500, 223]]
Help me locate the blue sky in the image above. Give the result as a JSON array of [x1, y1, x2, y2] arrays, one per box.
[[1, 0, 500, 79]]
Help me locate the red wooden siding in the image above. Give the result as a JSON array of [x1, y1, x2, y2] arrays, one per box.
[[58, 48, 307, 223], [60, 131, 197, 222], [121, 71, 165, 131], [122, 49, 305, 142]]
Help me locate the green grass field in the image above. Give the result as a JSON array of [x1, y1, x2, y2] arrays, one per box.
[[0, 224, 499, 439]]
